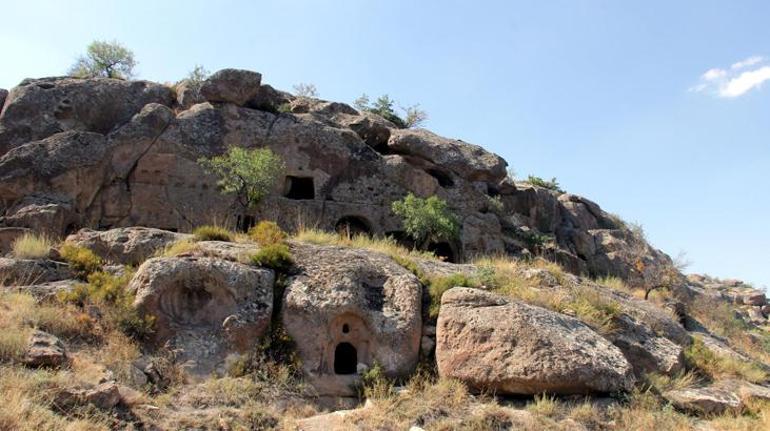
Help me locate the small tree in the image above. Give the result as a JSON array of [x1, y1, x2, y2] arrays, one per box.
[[402, 104, 428, 128], [293, 83, 318, 98], [198, 147, 285, 210], [184, 64, 209, 90], [391, 193, 459, 250], [354, 93, 428, 129], [69, 40, 136, 79], [627, 223, 688, 300]]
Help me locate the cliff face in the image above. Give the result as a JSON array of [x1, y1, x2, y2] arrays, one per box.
[[0, 69, 669, 279]]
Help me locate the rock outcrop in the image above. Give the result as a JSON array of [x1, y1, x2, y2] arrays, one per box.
[[65, 227, 189, 265], [0, 77, 172, 156], [129, 255, 274, 375], [23, 330, 70, 368], [283, 243, 423, 395], [435, 287, 635, 394], [0, 69, 674, 283]]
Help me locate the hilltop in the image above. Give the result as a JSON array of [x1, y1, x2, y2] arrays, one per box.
[[0, 69, 769, 430]]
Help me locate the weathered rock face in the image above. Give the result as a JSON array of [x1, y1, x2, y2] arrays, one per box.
[[23, 330, 70, 368], [664, 385, 743, 415], [282, 243, 423, 395], [0, 69, 674, 281], [131, 256, 274, 346], [0, 77, 173, 156], [200, 68, 262, 106], [436, 287, 635, 395], [0, 226, 30, 255], [0, 257, 73, 285], [65, 227, 189, 265]]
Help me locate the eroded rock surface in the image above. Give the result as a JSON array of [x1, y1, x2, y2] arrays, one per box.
[[23, 330, 70, 368], [66, 227, 189, 265], [130, 256, 274, 374], [436, 287, 635, 394], [283, 243, 422, 395]]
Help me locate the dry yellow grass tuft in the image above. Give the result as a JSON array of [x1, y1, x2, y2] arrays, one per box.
[[11, 233, 54, 259], [155, 239, 200, 257], [293, 227, 436, 260]]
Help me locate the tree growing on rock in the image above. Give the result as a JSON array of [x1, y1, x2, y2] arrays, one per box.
[[354, 94, 428, 129], [628, 223, 689, 300], [293, 83, 318, 98], [198, 147, 285, 210], [69, 40, 137, 79], [391, 193, 459, 251]]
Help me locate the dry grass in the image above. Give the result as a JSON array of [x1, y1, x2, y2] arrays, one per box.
[[11, 233, 54, 259], [293, 227, 436, 260], [192, 225, 234, 242], [608, 389, 693, 431], [474, 256, 622, 334], [684, 338, 767, 383], [59, 244, 103, 278], [155, 239, 200, 257]]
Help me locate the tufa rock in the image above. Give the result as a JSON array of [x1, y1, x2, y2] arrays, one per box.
[[0, 88, 7, 111], [0, 257, 73, 285], [436, 287, 635, 395], [0, 226, 30, 255], [65, 227, 190, 265], [130, 256, 274, 345], [664, 385, 743, 415], [23, 330, 70, 368], [0, 77, 173, 156], [200, 68, 262, 106], [282, 243, 423, 395]]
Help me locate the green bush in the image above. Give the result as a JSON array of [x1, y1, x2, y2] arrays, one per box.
[[69, 39, 136, 79], [59, 243, 103, 278], [250, 244, 293, 272], [391, 193, 459, 251], [248, 221, 287, 246], [526, 175, 564, 193], [193, 225, 234, 242], [198, 146, 285, 209], [58, 270, 155, 341]]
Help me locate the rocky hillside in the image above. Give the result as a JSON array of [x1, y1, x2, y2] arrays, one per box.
[[0, 70, 769, 430]]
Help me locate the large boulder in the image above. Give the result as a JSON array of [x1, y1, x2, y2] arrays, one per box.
[[0, 77, 173, 156], [436, 287, 635, 395], [65, 227, 189, 265], [130, 256, 274, 346], [200, 69, 262, 106], [282, 243, 423, 395], [387, 128, 507, 183]]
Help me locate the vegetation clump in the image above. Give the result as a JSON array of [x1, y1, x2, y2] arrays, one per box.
[[526, 175, 564, 193], [391, 193, 459, 252], [192, 225, 234, 242], [198, 146, 285, 210], [59, 243, 103, 278], [10, 233, 53, 259], [250, 244, 293, 272], [249, 221, 287, 246], [354, 94, 428, 128], [68, 39, 136, 79], [59, 270, 155, 341]]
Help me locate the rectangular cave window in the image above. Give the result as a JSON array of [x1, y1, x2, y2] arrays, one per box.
[[284, 176, 315, 200]]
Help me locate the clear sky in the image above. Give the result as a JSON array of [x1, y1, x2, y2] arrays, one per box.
[[1, 0, 768, 288]]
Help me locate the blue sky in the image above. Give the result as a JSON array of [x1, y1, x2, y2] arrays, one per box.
[[1, 0, 769, 287]]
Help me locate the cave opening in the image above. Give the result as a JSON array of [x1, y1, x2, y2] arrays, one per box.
[[426, 168, 455, 188], [284, 176, 315, 200], [335, 216, 371, 237], [334, 342, 358, 375], [428, 242, 457, 263]]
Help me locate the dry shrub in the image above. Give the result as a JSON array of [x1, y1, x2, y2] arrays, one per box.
[[59, 244, 103, 278], [248, 221, 286, 246], [156, 239, 200, 257], [293, 227, 436, 260]]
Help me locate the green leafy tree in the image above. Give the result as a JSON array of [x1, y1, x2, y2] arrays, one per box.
[[69, 40, 136, 79], [198, 147, 285, 210], [391, 193, 460, 249], [184, 64, 209, 90]]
